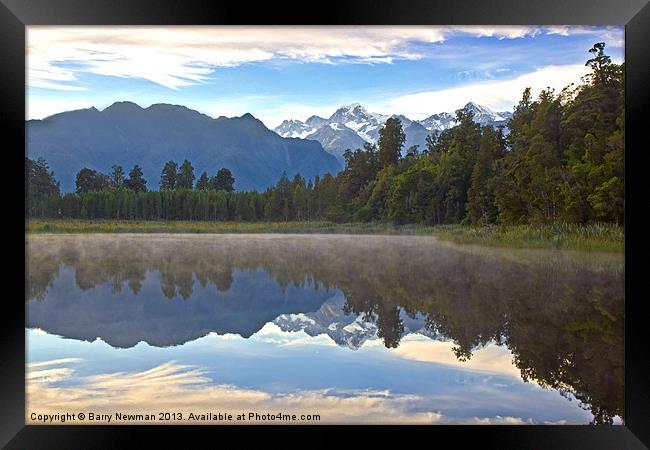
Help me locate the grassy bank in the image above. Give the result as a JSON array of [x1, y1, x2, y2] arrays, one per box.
[[25, 219, 436, 236], [432, 223, 624, 252], [26, 219, 623, 252]]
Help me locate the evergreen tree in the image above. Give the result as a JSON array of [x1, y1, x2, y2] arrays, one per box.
[[466, 126, 501, 224], [176, 160, 195, 189], [585, 42, 614, 85], [110, 165, 125, 188], [210, 168, 235, 192], [435, 109, 482, 223], [406, 145, 419, 158], [293, 177, 309, 221], [338, 143, 380, 214], [124, 165, 147, 192], [196, 171, 210, 190], [562, 42, 624, 223], [269, 172, 292, 220], [26, 157, 61, 217], [378, 117, 406, 169], [160, 161, 178, 190], [75, 168, 110, 194], [27, 157, 60, 199]]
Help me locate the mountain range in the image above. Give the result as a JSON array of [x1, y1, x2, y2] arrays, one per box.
[[27, 102, 341, 192], [274, 102, 512, 164], [27, 100, 512, 192]]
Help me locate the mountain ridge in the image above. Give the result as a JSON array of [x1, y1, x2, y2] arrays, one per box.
[[27, 102, 342, 193]]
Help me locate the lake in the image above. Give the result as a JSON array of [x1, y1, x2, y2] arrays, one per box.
[[25, 233, 624, 424]]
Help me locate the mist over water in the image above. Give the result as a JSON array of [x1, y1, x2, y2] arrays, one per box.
[[25, 234, 624, 424]]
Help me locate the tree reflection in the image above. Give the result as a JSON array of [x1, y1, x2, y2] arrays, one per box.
[[26, 234, 624, 423]]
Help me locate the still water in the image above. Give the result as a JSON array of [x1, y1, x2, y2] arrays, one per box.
[[25, 234, 624, 424]]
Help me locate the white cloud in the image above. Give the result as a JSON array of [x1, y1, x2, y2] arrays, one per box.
[[451, 26, 543, 39], [545, 26, 625, 47], [27, 26, 449, 90], [27, 26, 622, 92], [26, 26, 624, 124], [545, 26, 575, 36], [383, 63, 592, 117]]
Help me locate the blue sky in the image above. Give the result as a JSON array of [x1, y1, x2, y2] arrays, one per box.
[[27, 26, 624, 128]]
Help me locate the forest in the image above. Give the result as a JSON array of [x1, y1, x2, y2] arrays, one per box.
[[25, 44, 624, 227]]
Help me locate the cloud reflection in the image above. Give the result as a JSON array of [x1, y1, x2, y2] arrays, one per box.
[[388, 335, 522, 379], [27, 359, 448, 424]]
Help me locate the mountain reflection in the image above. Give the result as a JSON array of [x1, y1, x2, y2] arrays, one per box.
[[26, 234, 623, 423]]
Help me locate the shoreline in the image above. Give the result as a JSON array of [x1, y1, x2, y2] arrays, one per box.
[[25, 220, 624, 253]]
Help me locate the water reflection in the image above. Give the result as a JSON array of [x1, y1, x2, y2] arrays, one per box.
[[26, 234, 624, 424]]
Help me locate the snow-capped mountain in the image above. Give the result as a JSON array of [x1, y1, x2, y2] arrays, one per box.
[[327, 103, 385, 148], [305, 115, 328, 129], [418, 112, 458, 131], [329, 103, 378, 127], [462, 102, 512, 126], [305, 123, 368, 160], [272, 294, 443, 350], [273, 102, 513, 164], [273, 119, 316, 139]]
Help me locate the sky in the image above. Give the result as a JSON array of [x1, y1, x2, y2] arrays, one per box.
[[26, 328, 598, 424], [26, 26, 624, 129]]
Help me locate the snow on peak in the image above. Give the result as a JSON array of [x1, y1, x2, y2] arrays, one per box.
[[330, 103, 373, 122], [461, 102, 511, 124], [273, 119, 318, 139], [273, 101, 512, 161], [464, 101, 494, 114], [345, 102, 363, 111]]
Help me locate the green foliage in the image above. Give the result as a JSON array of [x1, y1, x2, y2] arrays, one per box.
[[110, 165, 125, 188], [124, 165, 148, 192], [495, 43, 624, 225], [378, 117, 406, 169], [160, 161, 178, 189], [196, 171, 210, 190], [465, 126, 502, 224], [75, 167, 110, 194], [210, 168, 235, 192], [432, 222, 623, 252], [176, 160, 195, 189], [26, 157, 61, 218], [27, 219, 437, 235]]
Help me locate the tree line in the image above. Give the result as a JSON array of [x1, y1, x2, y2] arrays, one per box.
[[72, 159, 235, 194], [26, 43, 624, 226]]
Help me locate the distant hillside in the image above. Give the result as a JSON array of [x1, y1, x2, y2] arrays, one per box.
[[26, 102, 342, 192]]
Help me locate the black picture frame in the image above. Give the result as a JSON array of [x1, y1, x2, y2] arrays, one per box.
[[2, 0, 648, 447]]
